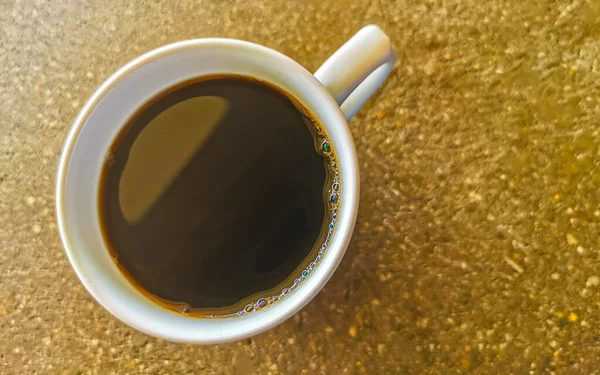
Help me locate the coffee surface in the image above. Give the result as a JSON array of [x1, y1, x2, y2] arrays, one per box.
[[99, 76, 334, 316]]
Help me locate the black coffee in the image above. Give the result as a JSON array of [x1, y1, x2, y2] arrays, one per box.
[[99, 75, 340, 317]]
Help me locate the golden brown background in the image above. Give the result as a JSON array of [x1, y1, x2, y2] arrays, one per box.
[[2, 0, 600, 373]]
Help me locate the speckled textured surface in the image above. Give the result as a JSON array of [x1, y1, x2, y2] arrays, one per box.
[[2, 0, 600, 373]]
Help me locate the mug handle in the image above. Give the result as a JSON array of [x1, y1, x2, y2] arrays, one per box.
[[314, 25, 396, 121]]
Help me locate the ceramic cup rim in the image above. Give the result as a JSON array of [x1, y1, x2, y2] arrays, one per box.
[[56, 38, 359, 343]]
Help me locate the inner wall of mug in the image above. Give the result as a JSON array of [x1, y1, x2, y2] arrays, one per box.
[[59, 39, 358, 343]]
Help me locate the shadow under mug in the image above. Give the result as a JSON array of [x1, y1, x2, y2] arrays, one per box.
[[56, 25, 396, 343]]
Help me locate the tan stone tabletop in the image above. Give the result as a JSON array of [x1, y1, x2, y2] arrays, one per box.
[[2, 0, 600, 373]]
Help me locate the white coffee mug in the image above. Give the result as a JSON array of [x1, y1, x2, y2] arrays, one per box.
[[56, 25, 395, 344]]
